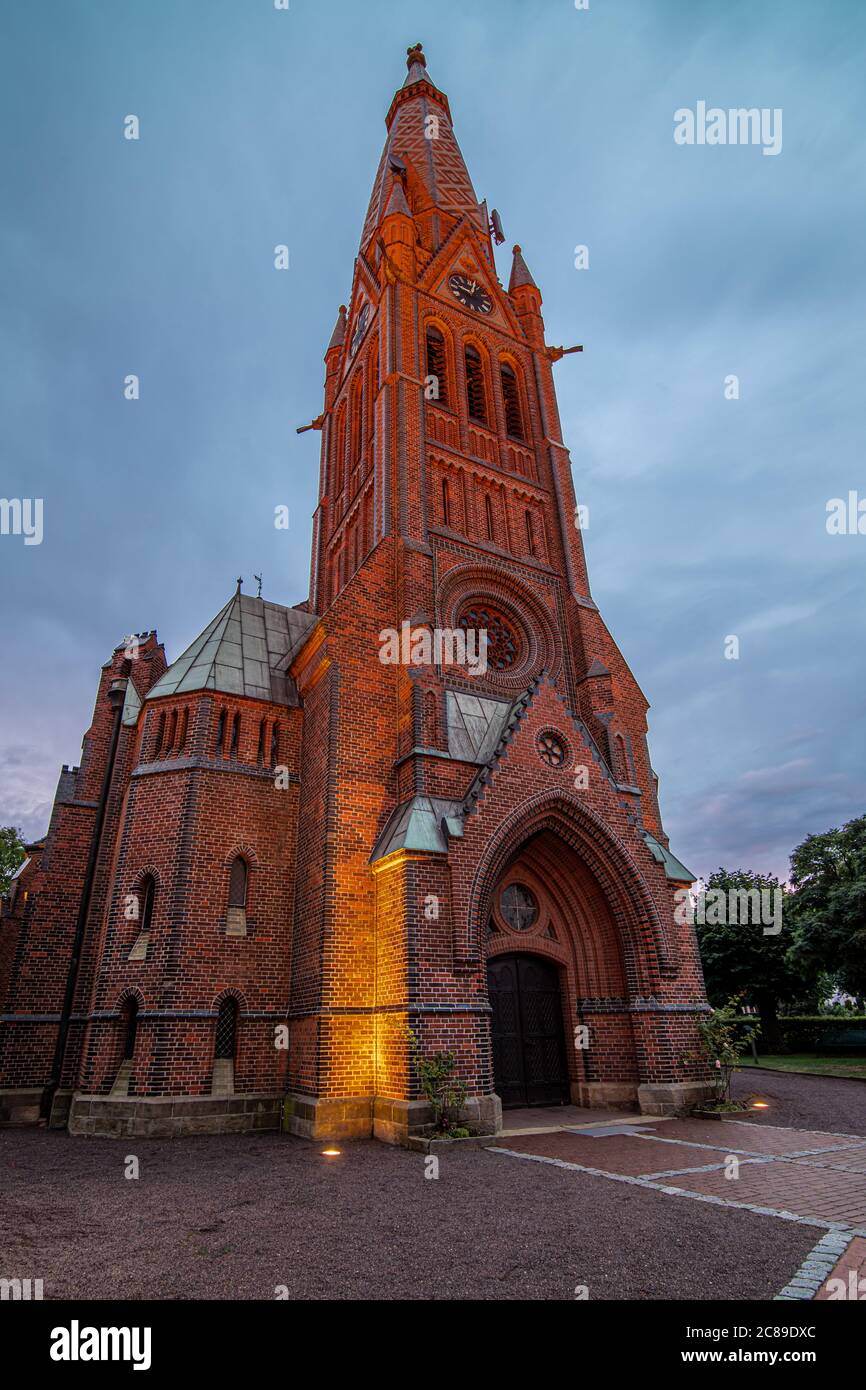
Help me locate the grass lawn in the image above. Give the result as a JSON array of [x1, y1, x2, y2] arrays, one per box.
[[738, 1054, 866, 1080]]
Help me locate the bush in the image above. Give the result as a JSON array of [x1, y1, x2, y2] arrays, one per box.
[[406, 1028, 468, 1135]]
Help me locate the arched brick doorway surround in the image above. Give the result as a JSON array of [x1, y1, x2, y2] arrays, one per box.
[[476, 794, 671, 1110]]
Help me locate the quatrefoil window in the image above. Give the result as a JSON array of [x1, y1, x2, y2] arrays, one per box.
[[537, 731, 567, 767]]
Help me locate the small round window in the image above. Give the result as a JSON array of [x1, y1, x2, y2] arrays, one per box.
[[500, 883, 538, 932], [537, 731, 567, 767]]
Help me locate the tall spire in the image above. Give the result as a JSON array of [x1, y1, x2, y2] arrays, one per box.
[[358, 43, 485, 254]]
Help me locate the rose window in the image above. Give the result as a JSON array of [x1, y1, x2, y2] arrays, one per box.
[[457, 605, 518, 672]]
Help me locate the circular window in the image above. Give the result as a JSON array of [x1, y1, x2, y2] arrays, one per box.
[[457, 604, 519, 672], [500, 883, 538, 932], [537, 731, 567, 767]]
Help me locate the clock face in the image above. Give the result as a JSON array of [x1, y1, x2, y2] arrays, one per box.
[[448, 273, 493, 314], [350, 302, 369, 356]]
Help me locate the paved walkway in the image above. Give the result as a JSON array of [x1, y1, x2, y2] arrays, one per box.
[[490, 1112, 866, 1297]]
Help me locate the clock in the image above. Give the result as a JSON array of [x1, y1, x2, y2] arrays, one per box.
[[448, 273, 493, 314], [350, 302, 369, 356]]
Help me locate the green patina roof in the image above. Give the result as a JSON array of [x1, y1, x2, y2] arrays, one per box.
[[370, 796, 464, 863], [145, 592, 316, 708], [642, 830, 694, 883]]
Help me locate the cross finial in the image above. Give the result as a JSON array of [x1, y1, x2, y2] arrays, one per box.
[[235, 576, 242, 595], [254, 573, 262, 598]]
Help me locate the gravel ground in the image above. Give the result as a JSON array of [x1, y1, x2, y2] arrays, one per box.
[[0, 1128, 814, 1301], [732, 1067, 866, 1137]]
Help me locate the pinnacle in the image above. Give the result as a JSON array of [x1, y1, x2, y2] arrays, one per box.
[[326, 304, 347, 353], [508, 244, 538, 293]]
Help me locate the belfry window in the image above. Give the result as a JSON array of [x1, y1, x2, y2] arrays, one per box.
[[270, 722, 280, 766], [215, 708, 227, 755], [230, 712, 240, 758], [464, 345, 487, 425], [501, 362, 524, 440], [426, 327, 448, 405], [351, 376, 364, 469]]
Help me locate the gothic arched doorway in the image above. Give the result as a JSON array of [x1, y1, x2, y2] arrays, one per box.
[[487, 953, 569, 1107]]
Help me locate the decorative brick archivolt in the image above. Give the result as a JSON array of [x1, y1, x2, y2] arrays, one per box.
[[222, 843, 259, 868], [436, 562, 559, 688], [129, 864, 163, 892], [467, 791, 673, 990], [211, 986, 248, 1014], [111, 985, 147, 1015]]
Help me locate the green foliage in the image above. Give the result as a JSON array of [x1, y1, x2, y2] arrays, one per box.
[[695, 998, 758, 1105], [406, 1028, 467, 1135], [0, 826, 27, 897], [695, 867, 800, 1049], [786, 815, 866, 999]]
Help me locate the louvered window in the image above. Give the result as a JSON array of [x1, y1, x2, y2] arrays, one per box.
[[501, 363, 524, 439], [464, 346, 487, 425], [426, 328, 448, 405]]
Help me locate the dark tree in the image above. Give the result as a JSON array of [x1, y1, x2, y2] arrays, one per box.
[[695, 867, 801, 1052], [787, 815, 866, 1002]]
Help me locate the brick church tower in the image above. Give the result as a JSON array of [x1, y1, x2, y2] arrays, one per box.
[[0, 45, 711, 1140]]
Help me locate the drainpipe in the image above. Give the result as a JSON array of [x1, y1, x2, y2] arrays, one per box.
[[41, 675, 128, 1124]]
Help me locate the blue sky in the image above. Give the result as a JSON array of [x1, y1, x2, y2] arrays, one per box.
[[0, 0, 864, 880]]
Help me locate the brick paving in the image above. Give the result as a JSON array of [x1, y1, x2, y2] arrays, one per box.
[[491, 1116, 866, 1236]]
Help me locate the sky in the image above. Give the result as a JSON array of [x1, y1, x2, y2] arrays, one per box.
[[0, 0, 864, 882]]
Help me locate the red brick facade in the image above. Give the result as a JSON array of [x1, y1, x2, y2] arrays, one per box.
[[0, 46, 711, 1139]]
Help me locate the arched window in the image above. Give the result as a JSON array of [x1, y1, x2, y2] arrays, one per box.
[[426, 326, 448, 405], [121, 997, 139, 1060], [230, 712, 240, 758], [215, 708, 227, 755], [350, 375, 364, 470], [334, 404, 346, 494], [441, 478, 451, 528], [257, 718, 266, 765], [500, 362, 524, 440], [215, 997, 238, 1059], [139, 875, 155, 934], [227, 856, 248, 937], [127, 874, 154, 962], [270, 722, 280, 766], [485, 494, 495, 542], [368, 345, 379, 439], [464, 345, 487, 425]]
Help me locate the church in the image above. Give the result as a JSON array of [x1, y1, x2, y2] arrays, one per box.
[[0, 45, 711, 1141]]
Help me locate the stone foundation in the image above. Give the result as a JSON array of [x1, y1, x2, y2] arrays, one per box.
[[283, 1091, 504, 1145], [637, 1080, 715, 1116], [572, 1081, 639, 1110], [0, 1087, 44, 1127], [67, 1091, 282, 1137]]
